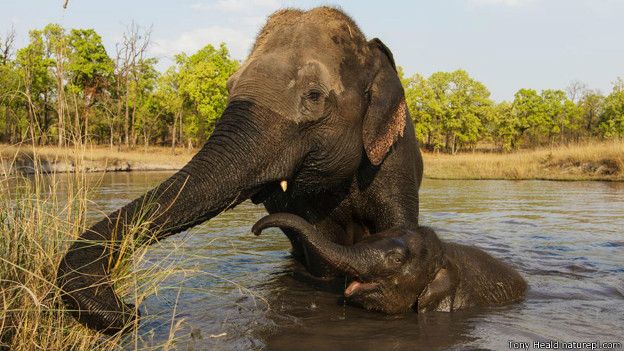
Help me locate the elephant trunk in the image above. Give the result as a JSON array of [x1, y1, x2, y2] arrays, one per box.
[[57, 101, 299, 334], [252, 213, 376, 278]]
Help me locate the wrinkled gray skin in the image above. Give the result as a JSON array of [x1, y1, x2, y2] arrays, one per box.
[[56, 7, 423, 334], [253, 213, 527, 314]]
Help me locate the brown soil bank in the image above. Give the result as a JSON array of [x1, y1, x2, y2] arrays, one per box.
[[423, 140, 624, 181], [0, 144, 193, 175]]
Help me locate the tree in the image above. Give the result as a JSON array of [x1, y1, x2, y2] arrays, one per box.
[[0, 56, 22, 143], [67, 28, 114, 143], [15, 29, 54, 144], [154, 66, 185, 150], [598, 78, 624, 138], [42, 24, 69, 146], [577, 89, 604, 137], [114, 23, 152, 147], [541, 89, 579, 143], [566, 80, 588, 104], [0, 27, 15, 65], [0, 28, 20, 143], [510, 88, 548, 146], [443, 70, 494, 152], [404, 73, 441, 150], [404, 69, 494, 153], [176, 43, 239, 147], [129, 57, 159, 147], [491, 101, 519, 151]]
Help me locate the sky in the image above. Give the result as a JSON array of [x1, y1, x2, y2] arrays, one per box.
[[1, 0, 623, 101]]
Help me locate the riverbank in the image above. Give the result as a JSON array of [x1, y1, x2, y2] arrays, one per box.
[[2, 141, 622, 181], [423, 140, 624, 181], [0, 144, 194, 175]]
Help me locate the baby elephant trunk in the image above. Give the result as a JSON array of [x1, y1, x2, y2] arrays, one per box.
[[252, 213, 375, 278]]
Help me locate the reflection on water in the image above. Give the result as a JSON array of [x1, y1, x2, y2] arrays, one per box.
[[75, 172, 623, 350]]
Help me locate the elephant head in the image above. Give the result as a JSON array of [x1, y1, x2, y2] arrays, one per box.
[[57, 7, 415, 334], [252, 213, 451, 314]]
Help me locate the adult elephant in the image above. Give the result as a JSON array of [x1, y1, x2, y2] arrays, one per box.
[[57, 7, 423, 334]]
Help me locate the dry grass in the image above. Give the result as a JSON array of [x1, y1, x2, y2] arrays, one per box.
[[423, 140, 624, 181], [0, 147, 197, 350]]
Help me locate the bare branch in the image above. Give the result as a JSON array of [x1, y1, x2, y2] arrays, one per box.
[[566, 80, 588, 103], [0, 26, 16, 64]]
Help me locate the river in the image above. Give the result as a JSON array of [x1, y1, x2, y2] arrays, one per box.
[[79, 172, 623, 350]]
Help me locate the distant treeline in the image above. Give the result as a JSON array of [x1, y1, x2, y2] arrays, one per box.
[[402, 69, 624, 152], [0, 23, 238, 149], [1, 24, 623, 153]]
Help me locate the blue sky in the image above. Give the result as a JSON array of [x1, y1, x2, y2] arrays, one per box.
[[1, 0, 623, 101]]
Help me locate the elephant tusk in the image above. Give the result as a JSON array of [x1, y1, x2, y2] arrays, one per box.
[[280, 180, 288, 192]]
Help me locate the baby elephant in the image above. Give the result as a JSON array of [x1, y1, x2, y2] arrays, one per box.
[[252, 213, 527, 314]]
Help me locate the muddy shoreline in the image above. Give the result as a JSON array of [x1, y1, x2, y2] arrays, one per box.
[[0, 149, 191, 175]]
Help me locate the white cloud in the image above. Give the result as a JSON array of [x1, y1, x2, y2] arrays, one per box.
[[467, 0, 537, 7], [151, 26, 253, 61], [152, 1, 281, 63], [151, 0, 282, 65], [190, 0, 280, 13]]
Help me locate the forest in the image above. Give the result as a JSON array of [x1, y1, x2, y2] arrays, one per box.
[[1, 24, 623, 153]]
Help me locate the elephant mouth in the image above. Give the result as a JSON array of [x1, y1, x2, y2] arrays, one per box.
[[250, 181, 284, 204], [344, 277, 380, 297], [250, 162, 306, 204]]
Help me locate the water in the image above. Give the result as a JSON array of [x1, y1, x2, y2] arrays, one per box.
[[79, 172, 623, 350]]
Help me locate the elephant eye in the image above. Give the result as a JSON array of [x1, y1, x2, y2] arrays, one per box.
[[306, 89, 322, 102], [387, 251, 406, 265], [299, 87, 329, 120]]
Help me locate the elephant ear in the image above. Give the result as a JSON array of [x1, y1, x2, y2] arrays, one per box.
[[416, 259, 458, 312], [362, 38, 408, 166]]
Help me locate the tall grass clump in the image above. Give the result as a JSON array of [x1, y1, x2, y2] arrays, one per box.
[[0, 143, 193, 350]]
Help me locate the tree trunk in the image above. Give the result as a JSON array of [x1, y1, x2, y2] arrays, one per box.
[[72, 93, 81, 145], [42, 92, 49, 145], [84, 105, 90, 144], [57, 85, 65, 147], [179, 111, 184, 150], [109, 121, 114, 150], [130, 91, 137, 148], [56, 49, 66, 147], [143, 129, 149, 151], [171, 111, 177, 152], [124, 78, 130, 147], [25, 83, 36, 145]]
